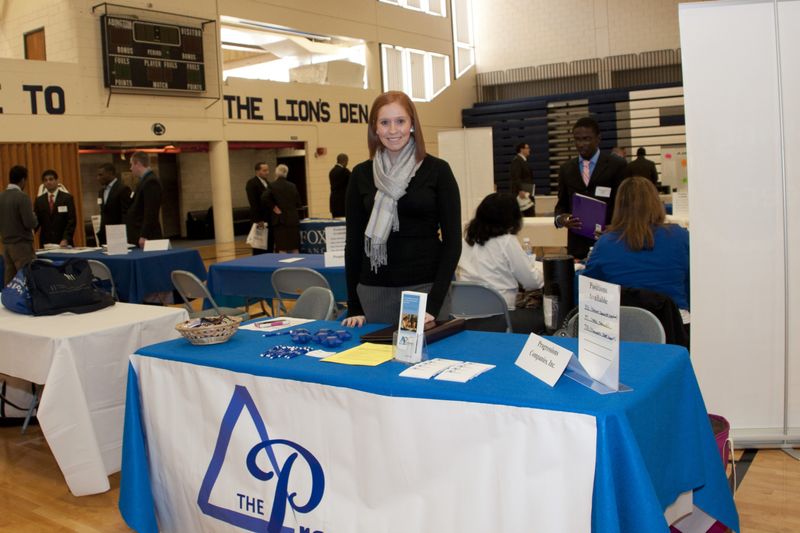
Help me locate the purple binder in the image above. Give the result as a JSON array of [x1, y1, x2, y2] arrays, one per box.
[[570, 193, 607, 239]]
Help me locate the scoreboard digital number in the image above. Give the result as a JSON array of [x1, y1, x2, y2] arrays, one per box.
[[101, 15, 206, 92]]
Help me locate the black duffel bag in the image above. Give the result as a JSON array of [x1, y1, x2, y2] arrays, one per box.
[[25, 258, 115, 316]]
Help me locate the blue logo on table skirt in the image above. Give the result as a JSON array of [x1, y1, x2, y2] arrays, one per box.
[[197, 385, 325, 533]]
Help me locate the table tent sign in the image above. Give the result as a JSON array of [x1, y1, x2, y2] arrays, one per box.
[[516, 275, 629, 394], [105, 224, 129, 255], [143, 239, 171, 252], [323, 225, 345, 267]]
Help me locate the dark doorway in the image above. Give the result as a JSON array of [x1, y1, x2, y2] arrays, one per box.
[[157, 154, 181, 238]]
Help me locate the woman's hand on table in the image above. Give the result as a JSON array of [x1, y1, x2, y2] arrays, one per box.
[[342, 315, 366, 327]]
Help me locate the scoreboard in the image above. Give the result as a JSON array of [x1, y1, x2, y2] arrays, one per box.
[[100, 15, 206, 92]]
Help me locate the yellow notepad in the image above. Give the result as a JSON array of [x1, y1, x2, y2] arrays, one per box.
[[321, 343, 394, 366]]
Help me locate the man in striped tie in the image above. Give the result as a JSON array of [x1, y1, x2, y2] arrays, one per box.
[[554, 116, 627, 259]]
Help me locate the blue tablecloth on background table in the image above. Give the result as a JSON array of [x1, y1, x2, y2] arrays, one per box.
[[119, 323, 738, 532], [207, 253, 347, 307], [40, 248, 206, 303], [299, 218, 346, 254]]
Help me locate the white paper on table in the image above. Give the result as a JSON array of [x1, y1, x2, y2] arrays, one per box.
[[246, 223, 268, 250], [434, 362, 495, 383], [673, 191, 689, 218], [577, 276, 620, 391], [143, 239, 171, 252], [324, 251, 345, 267], [325, 225, 346, 252], [105, 224, 129, 255], [306, 349, 336, 358], [400, 358, 463, 379], [279, 257, 305, 263], [44, 247, 102, 254], [515, 333, 573, 387], [239, 317, 314, 332]]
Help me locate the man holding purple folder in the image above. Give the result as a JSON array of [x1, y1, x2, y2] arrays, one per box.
[[554, 116, 627, 259]]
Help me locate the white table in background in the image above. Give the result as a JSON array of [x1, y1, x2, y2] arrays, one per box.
[[0, 303, 188, 496], [518, 216, 568, 248]]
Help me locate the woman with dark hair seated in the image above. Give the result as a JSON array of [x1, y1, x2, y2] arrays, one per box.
[[582, 176, 690, 325], [457, 192, 545, 333]]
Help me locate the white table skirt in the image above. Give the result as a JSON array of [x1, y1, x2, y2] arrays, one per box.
[[0, 303, 188, 495]]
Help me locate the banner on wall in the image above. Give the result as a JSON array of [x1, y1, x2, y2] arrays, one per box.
[[128, 355, 597, 532]]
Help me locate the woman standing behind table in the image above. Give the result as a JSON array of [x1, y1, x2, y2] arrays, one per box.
[[458, 193, 545, 333], [342, 91, 461, 327], [582, 176, 690, 323], [263, 164, 301, 253]]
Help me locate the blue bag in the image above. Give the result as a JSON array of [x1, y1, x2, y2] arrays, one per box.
[[1, 268, 33, 315]]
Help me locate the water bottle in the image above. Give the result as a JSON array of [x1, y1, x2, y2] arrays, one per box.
[[522, 237, 535, 265]]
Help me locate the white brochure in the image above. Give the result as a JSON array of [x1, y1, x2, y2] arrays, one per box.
[[324, 251, 345, 267], [105, 224, 129, 255], [143, 239, 171, 251], [400, 358, 463, 379], [278, 257, 304, 263], [577, 276, 621, 391], [434, 362, 495, 383], [515, 333, 574, 387], [394, 291, 427, 364], [325, 225, 346, 252]]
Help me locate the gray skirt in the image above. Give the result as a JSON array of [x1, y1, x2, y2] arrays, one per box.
[[357, 282, 449, 324]]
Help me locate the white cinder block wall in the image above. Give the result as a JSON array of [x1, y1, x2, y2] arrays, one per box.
[[472, 0, 701, 72]]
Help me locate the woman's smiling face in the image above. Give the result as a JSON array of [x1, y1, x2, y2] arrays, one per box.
[[375, 102, 412, 156]]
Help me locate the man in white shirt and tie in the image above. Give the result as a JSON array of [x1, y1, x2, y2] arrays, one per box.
[[33, 169, 77, 248]]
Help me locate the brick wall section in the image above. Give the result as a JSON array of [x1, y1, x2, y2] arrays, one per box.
[[0, 0, 79, 62]]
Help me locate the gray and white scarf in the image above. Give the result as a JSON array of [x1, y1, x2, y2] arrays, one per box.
[[365, 139, 423, 272]]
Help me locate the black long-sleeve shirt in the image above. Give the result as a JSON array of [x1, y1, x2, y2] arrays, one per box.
[[345, 154, 462, 318]]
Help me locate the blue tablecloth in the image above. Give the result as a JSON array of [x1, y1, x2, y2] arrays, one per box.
[[299, 218, 346, 254], [40, 248, 206, 303], [207, 253, 347, 304], [120, 324, 738, 532]]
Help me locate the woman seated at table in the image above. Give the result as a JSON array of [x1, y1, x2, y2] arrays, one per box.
[[582, 176, 690, 323], [457, 192, 545, 333]]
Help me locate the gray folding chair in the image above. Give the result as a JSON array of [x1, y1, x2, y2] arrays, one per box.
[[289, 286, 335, 320], [271, 267, 332, 316], [449, 281, 513, 333], [87, 259, 117, 300], [566, 305, 665, 344], [171, 270, 249, 320]]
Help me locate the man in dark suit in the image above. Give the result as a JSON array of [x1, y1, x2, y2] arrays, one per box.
[[263, 164, 301, 253], [96, 163, 132, 245], [554, 117, 627, 259], [0, 166, 37, 284], [509, 142, 535, 216], [34, 169, 77, 248], [625, 147, 659, 185], [329, 153, 350, 218], [245, 161, 272, 255], [125, 151, 162, 247]]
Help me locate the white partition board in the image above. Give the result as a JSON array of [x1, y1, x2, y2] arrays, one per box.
[[778, 0, 800, 432], [438, 128, 494, 226], [680, 0, 800, 442]]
